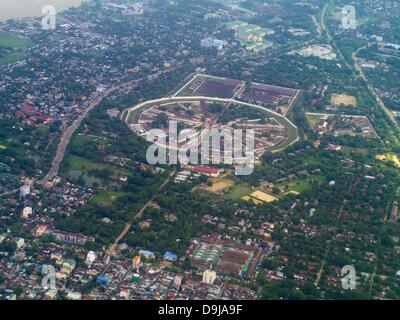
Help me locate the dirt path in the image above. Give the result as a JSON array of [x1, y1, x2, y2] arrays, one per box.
[[102, 169, 176, 272]]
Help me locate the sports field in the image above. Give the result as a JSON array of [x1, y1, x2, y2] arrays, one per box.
[[331, 94, 357, 107], [91, 191, 125, 206], [203, 178, 235, 193], [250, 190, 279, 203]]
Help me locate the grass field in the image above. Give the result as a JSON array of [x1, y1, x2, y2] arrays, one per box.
[[0, 34, 32, 49], [0, 52, 27, 65], [306, 113, 323, 127], [0, 34, 32, 65], [63, 155, 105, 171], [91, 191, 125, 206], [63, 155, 134, 188], [277, 179, 311, 193], [64, 155, 132, 176], [276, 175, 325, 194], [225, 183, 254, 200]]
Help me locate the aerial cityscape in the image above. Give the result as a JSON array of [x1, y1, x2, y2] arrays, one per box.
[[0, 0, 400, 302]]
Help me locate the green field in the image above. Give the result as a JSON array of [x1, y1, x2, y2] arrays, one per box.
[[0, 52, 27, 65], [278, 179, 311, 193], [277, 175, 326, 194], [91, 191, 126, 206], [63, 155, 132, 182], [0, 34, 32, 49], [306, 113, 323, 127], [63, 155, 105, 171], [225, 183, 254, 200], [0, 34, 32, 65]]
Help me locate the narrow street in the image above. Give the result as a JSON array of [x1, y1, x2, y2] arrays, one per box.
[[102, 169, 176, 273], [352, 45, 398, 126]]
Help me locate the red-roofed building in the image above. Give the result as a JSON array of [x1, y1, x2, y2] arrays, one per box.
[[15, 104, 52, 126], [194, 166, 220, 177], [20, 104, 36, 114]]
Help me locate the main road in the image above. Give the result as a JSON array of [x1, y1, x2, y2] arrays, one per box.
[[320, 0, 397, 127], [352, 44, 398, 125], [37, 66, 182, 185], [37, 87, 115, 185]]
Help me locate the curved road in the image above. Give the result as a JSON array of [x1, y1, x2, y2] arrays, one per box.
[[124, 96, 299, 142], [321, 1, 397, 127], [124, 96, 300, 155]]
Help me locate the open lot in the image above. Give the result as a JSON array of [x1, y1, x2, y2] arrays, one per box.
[[241, 195, 264, 205], [0, 34, 32, 48], [0, 33, 32, 65], [91, 191, 125, 207], [174, 74, 300, 115], [174, 74, 244, 98], [63, 155, 105, 171], [331, 94, 357, 107], [277, 179, 311, 194], [376, 154, 400, 168], [225, 183, 254, 200], [203, 178, 235, 193], [249, 190, 279, 203], [239, 82, 299, 114], [62, 155, 131, 188]]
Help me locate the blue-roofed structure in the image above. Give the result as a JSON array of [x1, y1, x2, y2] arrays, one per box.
[[163, 251, 178, 261], [96, 275, 110, 286]]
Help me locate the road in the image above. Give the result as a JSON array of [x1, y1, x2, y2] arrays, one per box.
[[102, 169, 176, 271], [37, 66, 181, 186], [315, 176, 358, 286], [37, 87, 115, 185], [125, 96, 298, 133], [320, 1, 397, 128], [352, 44, 398, 125], [124, 95, 300, 155], [320, 1, 332, 42]]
